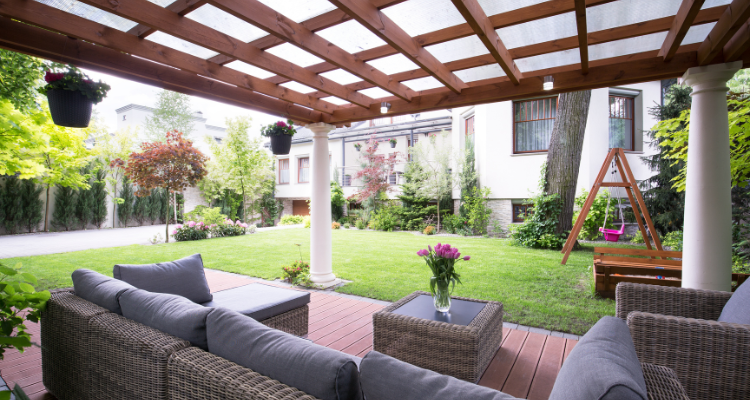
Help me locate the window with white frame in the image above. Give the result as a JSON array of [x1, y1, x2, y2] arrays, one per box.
[[513, 97, 557, 153], [298, 157, 310, 183], [609, 95, 635, 151]]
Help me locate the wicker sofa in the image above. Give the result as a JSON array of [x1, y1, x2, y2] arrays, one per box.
[[616, 282, 750, 400], [42, 285, 691, 400]]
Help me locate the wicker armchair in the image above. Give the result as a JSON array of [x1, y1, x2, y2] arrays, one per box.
[[616, 282, 750, 400]]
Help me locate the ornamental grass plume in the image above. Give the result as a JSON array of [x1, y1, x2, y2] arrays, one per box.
[[416, 243, 470, 295]]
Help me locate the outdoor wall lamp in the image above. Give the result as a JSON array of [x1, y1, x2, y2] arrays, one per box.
[[381, 102, 391, 114], [543, 75, 554, 90]]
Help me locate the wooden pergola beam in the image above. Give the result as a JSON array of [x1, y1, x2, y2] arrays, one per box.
[[0, 17, 326, 124], [450, 0, 522, 85], [660, 0, 706, 61], [76, 0, 374, 108], [724, 19, 750, 61], [127, 0, 207, 38], [698, 0, 750, 65], [573, 0, 589, 74], [0, 0, 337, 114], [327, 0, 468, 93], [207, 0, 417, 101]]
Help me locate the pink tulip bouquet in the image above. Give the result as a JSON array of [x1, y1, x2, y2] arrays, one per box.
[[416, 243, 470, 312]]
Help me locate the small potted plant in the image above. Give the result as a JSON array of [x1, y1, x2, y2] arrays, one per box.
[[38, 65, 110, 128], [416, 243, 470, 312], [261, 120, 297, 155], [389, 138, 397, 148], [354, 143, 362, 152]]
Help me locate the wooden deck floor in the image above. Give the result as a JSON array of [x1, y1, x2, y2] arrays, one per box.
[[0, 270, 576, 399]]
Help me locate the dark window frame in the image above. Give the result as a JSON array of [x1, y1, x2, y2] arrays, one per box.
[[608, 95, 635, 151], [512, 96, 558, 154], [297, 157, 310, 184], [513, 203, 534, 223]]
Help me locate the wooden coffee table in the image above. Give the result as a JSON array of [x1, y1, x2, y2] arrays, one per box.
[[372, 291, 504, 382]]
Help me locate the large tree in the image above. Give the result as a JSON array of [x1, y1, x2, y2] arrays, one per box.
[[125, 131, 207, 242], [94, 127, 136, 228], [352, 135, 401, 223], [206, 116, 273, 223], [0, 49, 46, 112], [144, 91, 195, 142], [545, 90, 592, 236]]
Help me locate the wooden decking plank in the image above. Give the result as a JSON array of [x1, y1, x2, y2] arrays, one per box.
[[562, 339, 577, 364], [501, 332, 547, 398], [309, 303, 383, 340], [0, 356, 43, 375], [309, 300, 362, 323], [478, 328, 528, 391], [3, 366, 42, 386], [327, 322, 373, 352], [314, 312, 375, 347], [341, 332, 373, 356], [309, 301, 372, 332], [309, 297, 355, 316], [526, 335, 566, 400]]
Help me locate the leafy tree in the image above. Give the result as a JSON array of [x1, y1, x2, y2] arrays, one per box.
[[52, 186, 77, 231], [118, 177, 135, 227], [352, 135, 401, 222], [331, 180, 345, 221], [639, 84, 691, 235], [125, 131, 207, 242], [0, 100, 49, 179], [397, 161, 433, 231], [144, 91, 194, 142], [207, 117, 272, 223], [2, 176, 23, 234], [0, 49, 46, 112], [20, 179, 43, 233], [729, 69, 750, 93], [411, 132, 462, 232], [458, 144, 478, 220], [90, 166, 108, 228], [94, 128, 136, 228]]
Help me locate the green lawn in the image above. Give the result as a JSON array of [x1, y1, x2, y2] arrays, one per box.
[[3, 228, 615, 335]]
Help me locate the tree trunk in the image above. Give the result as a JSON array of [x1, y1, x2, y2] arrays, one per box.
[[44, 185, 50, 232], [165, 188, 170, 243], [173, 192, 177, 224], [436, 202, 441, 233], [545, 90, 592, 235], [112, 182, 118, 229]]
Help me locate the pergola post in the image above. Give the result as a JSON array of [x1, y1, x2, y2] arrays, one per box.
[[681, 61, 741, 291], [306, 122, 337, 285]]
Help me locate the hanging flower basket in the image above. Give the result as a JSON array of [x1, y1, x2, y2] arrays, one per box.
[[389, 138, 397, 148], [261, 120, 297, 155], [39, 66, 110, 128], [354, 143, 362, 152]]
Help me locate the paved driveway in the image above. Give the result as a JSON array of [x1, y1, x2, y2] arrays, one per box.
[[0, 225, 169, 259]]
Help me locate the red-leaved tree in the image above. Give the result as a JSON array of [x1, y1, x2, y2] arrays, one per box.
[[124, 131, 207, 242], [352, 135, 400, 220]]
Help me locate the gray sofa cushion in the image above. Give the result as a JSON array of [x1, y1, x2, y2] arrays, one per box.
[[359, 351, 519, 400], [201, 283, 310, 321], [71, 269, 134, 314], [113, 254, 212, 304], [206, 307, 361, 400], [119, 288, 213, 350], [548, 316, 647, 400], [718, 280, 750, 325]]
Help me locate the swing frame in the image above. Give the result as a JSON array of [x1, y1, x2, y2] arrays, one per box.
[[561, 148, 664, 265]]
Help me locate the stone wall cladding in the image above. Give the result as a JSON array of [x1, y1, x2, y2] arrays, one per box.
[[182, 186, 208, 214], [488, 199, 513, 233], [281, 199, 294, 218]]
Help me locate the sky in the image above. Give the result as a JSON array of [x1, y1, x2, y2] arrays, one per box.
[[82, 68, 281, 138]]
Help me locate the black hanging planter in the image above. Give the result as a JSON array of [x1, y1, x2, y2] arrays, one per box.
[[270, 134, 292, 155], [46, 89, 93, 128], [390, 141, 396, 148]]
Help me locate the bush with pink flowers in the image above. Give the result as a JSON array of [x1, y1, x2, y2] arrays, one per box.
[[211, 218, 248, 237], [172, 221, 209, 241]]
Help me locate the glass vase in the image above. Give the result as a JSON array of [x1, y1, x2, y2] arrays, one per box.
[[431, 277, 451, 312]]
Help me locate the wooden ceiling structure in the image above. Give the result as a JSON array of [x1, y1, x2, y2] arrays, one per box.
[[1, 0, 749, 126]]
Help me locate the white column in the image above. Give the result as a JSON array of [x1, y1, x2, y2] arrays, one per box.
[[681, 61, 741, 291], [306, 122, 336, 284]]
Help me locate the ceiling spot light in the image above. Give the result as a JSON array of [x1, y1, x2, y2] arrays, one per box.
[[543, 75, 554, 90], [381, 102, 391, 114]]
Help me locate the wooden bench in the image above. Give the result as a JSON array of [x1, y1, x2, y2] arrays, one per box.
[[593, 247, 749, 298]]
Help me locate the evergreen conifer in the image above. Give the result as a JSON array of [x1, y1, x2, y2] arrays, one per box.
[[118, 177, 134, 227], [133, 191, 150, 225], [147, 189, 162, 224], [52, 186, 77, 231], [2, 176, 23, 234], [90, 166, 108, 228], [398, 161, 433, 231], [20, 179, 43, 233]]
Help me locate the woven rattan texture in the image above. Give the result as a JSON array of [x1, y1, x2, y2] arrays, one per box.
[[615, 282, 731, 320], [628, 311, 750, 400], [168, 347, 320, 400], [373, 291, 503, 382], [86, 312, 190, 399], [259, 304, 309, 337], [41, 290, 109, 400], [642, 362, 690, 400]]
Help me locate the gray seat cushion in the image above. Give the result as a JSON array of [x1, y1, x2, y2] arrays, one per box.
[[201, 283, 310, 321], [359, 351, 519, 400], [119, 288, 213, 350], [113, 254, 212, 304], [548, 316, 647, 400], [206, 307, 361, 400], [71, 269, 134, 314], [718, 280, 750, 325]]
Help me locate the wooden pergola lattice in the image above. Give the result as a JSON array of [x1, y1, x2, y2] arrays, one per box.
[[1, 0, 749, 126]]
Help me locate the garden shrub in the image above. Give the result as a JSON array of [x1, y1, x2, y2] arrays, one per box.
[[343, 223, 350, 229], [185, 206, 227, 226], [441, 214, 467, 234], [332, 222, 341, 229], [509, 192, 565, 249], [355, 219, 366, 230], [630, 233, 645, 244], [211, 219, 248, 237], [331, 181, 345, 222], [280, 215, 304, 225], [282, 260, 312, 287], [423, 225, 435, 235], [248, 224, 257, 234], [465, 187, 492, 235], [572, 188, 617, 240], [172, 221, 209, 241], [370, 204, 402, 232], [0, 262, 50, 359], [662, 230, 683, 251], [304, 216, 311, 228]]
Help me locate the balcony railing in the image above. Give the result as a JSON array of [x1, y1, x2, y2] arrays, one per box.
[[336, 163, 407, 188]]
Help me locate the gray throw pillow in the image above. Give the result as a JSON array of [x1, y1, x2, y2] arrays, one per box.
[[548, 316, 647, 400], [718, 280, 750, 325], [359, 351, 519, 400], [113, 254, 212, 303], [206, 307, 361, 400], [71, 269, 134, 314], [119, 288, 213, 349]]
